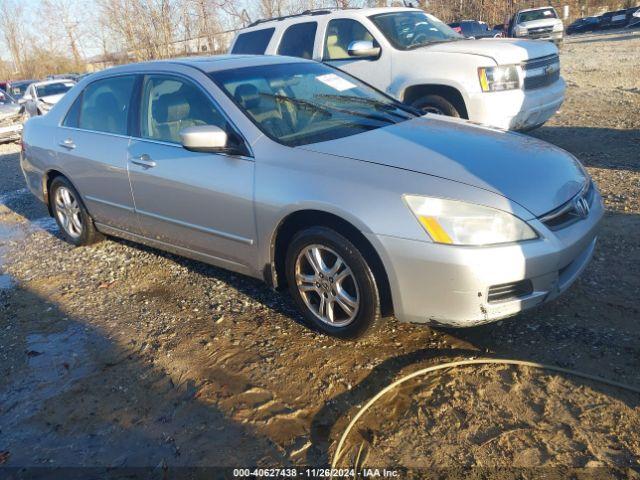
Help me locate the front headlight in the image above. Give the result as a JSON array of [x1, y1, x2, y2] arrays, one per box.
[[515, 25, 528, 36], [404, 195, 538, 246], [478, 65, 521, 92], [553, 22, 564, 32]]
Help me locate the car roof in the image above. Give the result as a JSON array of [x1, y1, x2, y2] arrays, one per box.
[[240, 7, 419, 32], [92, 54, 312, 76]]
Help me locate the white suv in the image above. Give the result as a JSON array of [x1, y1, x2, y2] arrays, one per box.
[[229, 7, 565, 131]]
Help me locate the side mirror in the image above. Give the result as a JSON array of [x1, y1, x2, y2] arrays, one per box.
[[180, 125, 246, 155], [347, 40, 381, 58]]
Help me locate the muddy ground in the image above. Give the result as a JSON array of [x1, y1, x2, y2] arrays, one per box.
[[0, 32, 639, 475]]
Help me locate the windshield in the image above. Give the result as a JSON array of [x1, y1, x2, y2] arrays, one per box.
[[0, 91, 16, 104], [370, 11, 463, 50], [36, 82, 75, 98], [10, 83, 32, 98], [517, 8, 558, 23], [210, 62, 416, 147]]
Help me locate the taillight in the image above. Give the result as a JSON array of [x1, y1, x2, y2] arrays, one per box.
[[453, 26, 462, 33]]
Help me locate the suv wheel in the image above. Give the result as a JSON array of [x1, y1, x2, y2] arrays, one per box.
[[285, 227, 382, 339], [50, 177, 104, 246], [412, 94, 461, 117]]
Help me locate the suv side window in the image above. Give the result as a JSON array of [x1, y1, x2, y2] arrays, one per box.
[[140, 75, 228, 145], [324, 19, 376, 60], [277, 22, 317, 59], [77, 76, 136, 135], [231, 28, 275, 54]]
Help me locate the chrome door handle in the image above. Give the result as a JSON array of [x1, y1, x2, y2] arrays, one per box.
[[130, 154, 156, 169], [59, 138, 76, 150]]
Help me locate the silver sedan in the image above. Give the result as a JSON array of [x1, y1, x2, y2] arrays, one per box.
[[20, 55, 603, 338]]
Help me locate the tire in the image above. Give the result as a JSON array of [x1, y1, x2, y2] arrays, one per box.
[[411, 94, 461, 117], [49, 176, 104, 246], [285, 226, 382, 339]]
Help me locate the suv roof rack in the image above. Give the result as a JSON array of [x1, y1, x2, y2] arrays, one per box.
[[247, 7, 358, 28]]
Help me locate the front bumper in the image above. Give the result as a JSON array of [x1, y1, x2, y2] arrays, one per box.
[[468, 77, 566, 131], [368, 187, 603, 327], [0, 123, 23, 143], [517, 31, 563, 42]]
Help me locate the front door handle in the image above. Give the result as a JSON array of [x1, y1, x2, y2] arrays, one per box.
[[59, 138, 76, 150], [130, 154, 156, 169]]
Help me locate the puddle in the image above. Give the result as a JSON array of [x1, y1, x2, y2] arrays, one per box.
[[0, 207, 58, 291], [1, 324, 97, 421]]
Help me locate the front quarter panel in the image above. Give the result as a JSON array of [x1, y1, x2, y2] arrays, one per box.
[[252, 135, 532, 271]]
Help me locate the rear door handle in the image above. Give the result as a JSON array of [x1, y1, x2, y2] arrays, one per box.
[[130, 154, 156, 169], [59, 138, 76, 150]]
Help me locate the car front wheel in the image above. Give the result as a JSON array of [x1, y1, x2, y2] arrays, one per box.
[[285, 226, 382, 339], [412, 94, 461, 117]]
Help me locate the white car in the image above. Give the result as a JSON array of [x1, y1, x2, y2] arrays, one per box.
[[510, 6, 564, 44], [229, 7, 565, 131], [22, 79, 76, 117]]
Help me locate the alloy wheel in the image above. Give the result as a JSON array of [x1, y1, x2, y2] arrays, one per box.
[[54, 186, 83, 239], [294, 244, 360, 327]]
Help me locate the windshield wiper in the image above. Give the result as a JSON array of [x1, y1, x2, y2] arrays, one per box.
[[265, 93, 333, 118], [406, 38, 458, 49], [314, 94, 416, 120]]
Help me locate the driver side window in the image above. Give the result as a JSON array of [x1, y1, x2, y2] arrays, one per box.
[[323, 19, 376, 61], [140, 75, 227, 144]]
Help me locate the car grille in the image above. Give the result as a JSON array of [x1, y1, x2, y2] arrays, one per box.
[[527, 25, 554, 37], [522, 54, 560, 90], [539, 181, 595, 231], [488, 280, 534, 303]]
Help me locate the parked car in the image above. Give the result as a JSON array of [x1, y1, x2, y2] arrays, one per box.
[[6, 79, 36, 102], [628, 7, 640, 28], [21, 55, 603, 338], [229, 7, 565, 131], [566, 16, 601, 35], [0, 91, 27, 143], [449, 20, 503, 38], [509, 6, 564, 44], [23, 79, 76, 117]]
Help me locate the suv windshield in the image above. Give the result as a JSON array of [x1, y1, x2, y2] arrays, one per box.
[[517, 8, 558, 23], [370, 11, 462, 50], [210, 62, 416, 147], [36, 82, 75, 98]]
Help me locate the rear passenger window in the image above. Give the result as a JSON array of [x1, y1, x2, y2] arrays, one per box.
[[78, 76, 135, 135], [63, 95, 82, 128], [232, 28, 275, 54], [277, 22, 317, 59]]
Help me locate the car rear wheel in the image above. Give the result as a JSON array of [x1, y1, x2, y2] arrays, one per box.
[[285, 226, 381, 339], [412, 94, 461, 117], [50, 177, 103, 246]]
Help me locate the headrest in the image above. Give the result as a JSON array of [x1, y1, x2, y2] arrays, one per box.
[[153, 90, 191, 123], [234, 83, 260, 110], [327, 34, 339, 46], [95, 92, 120, 113]]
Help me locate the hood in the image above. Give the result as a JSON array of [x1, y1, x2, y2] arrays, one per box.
[[39, 94, 66, 106], [422, 38, 558, 64], [300, 116, 586, 217], [519, 18, 563, 29], [0, 103, 22, 119]]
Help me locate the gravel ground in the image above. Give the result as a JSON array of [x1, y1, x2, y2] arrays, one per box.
[[0, 32, 639, 474]]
